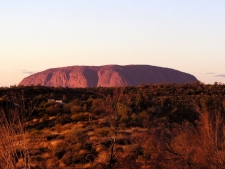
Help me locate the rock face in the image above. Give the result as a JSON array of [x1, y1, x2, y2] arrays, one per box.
[[19, 65, 197, 87]]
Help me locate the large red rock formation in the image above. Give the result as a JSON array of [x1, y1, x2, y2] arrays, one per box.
[[19, 65, 197, 87]]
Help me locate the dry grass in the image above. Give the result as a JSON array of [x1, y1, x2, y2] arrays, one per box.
[[0, 103, 31, 168], [2, 90, 225, 169]]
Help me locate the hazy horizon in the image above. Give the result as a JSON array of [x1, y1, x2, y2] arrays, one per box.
[[1, 1, 225, 87]]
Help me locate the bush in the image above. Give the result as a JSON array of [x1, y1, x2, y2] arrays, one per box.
[[83, 142, 93, 151], [72, 153, 87, 164], [71, 105, 81, 114], [70, 129, 88, 142], [46, 105, 60, 116], [45, 134, 59, 141], [95, 127, 111, 137], [55, 115, 72, 125], [54, 148, 67, 160], [116, 137, 131, 145], [71, 113, 88, 121], [61, 152, 73, 165], [61, 152, 89, 165]]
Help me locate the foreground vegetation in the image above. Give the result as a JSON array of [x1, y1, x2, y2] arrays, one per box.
[[0, 83, 225, 169]]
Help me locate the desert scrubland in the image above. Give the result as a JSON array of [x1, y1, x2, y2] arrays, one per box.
[[0, 83, 225, 169]]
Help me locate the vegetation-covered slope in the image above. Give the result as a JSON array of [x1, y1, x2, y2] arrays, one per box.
[[0, 83, 225, 168]]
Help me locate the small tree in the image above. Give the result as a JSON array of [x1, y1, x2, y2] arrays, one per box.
[[94, 89, 123, 169]]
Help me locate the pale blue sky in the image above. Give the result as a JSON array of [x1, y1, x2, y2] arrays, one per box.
[[0, 0, 225, 86]]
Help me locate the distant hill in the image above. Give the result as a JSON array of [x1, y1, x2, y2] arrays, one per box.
[[19, 65, 197, 87]]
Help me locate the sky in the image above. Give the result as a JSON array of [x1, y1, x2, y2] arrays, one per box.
[[0, 0, 225, 87]]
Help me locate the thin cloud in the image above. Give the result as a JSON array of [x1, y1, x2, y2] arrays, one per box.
[[206, 72, 215, 74], [215, 74, 225, 78], [21, 70, 36, 75]]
